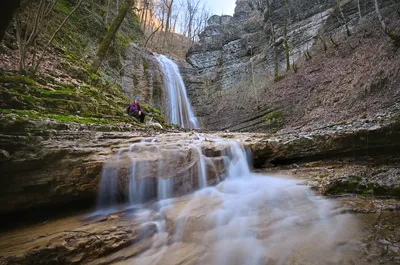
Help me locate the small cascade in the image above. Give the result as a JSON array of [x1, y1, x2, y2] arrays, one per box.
[[94, 134, 250, 210], [94, 135, 361, 265], [156, 55, 199, 129], [95, 135, 226, 209], [96, 150, 122, 211]]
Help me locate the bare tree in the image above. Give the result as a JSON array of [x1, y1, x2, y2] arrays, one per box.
[[192, 4, 210, 41], [373, 0, 400, 43], [33, 0, 84, 73], [283, 0, 290, 72], [92, 0, 136, 72], [356, 0, 362, 19], [14, 0, 83, 74], [266, 0, 279, 80], [317, 0, 328, 52], [163, 0, 174, 36], [332, 0, 351, 36], [185, 0, 201, 42], [15, 0, 57, 73]]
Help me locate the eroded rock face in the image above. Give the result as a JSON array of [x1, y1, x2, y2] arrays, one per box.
[[0, 120, 230, 215], [1, 112, 400, 215], [122, 44, 164, 108], [0, 209, 158, 265], [183, 0, 399, 131], [247, 112, 400, 167]]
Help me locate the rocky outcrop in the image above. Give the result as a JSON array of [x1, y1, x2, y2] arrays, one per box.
[[247, 112, 400, 166], [122, 44, 164, 108], [0, 118, 141, 215], [0, 118, 228, 215], [1, 111, 400, 215], [183, 0, 400, 132], [0, 210, 159, 265]]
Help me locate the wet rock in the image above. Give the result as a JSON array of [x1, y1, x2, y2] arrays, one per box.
[[0, 210, 157, 265], [1, 112, 399, 215], [0, 149, 10, 163], [0, 125, 228, 214]]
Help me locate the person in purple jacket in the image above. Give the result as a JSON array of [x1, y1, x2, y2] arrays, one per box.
[[127, 96, 146, 123]]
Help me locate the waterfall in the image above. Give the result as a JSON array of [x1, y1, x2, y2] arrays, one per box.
[[94, 135, 361, 265], [156, 55, 199, 129]]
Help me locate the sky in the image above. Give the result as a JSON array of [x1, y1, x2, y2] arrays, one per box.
[[204, 0, 236, 16]]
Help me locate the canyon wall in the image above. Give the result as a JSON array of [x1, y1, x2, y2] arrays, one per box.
[[182, 0, 400, 132]]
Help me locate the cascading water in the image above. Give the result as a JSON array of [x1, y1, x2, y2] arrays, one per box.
[[95, 134, 363, 265], [156, 55, 199, 129]]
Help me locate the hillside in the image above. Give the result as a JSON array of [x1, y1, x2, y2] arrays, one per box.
[[0, 0, 170, 129], [183, 0, 400, 133]]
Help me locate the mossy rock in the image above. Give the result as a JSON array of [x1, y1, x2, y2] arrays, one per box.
[[0, 76, 38, 86], [264, 111, 284, 130], [324, 175, 400, 198]]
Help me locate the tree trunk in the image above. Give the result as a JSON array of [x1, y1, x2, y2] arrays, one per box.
[[142, 7, 148, 34], [92, 0, 135, 72], [357, 0, 362, 19], [336, 0, 351, 36], [283, 0, 290, 72], [267, 0, 279, 79], [165, 0, 174, 36]]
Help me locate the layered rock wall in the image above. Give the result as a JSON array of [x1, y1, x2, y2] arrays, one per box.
[[1, 112, 400, 214], [122, 44, 164, 109], [183, 0, 399, 131]]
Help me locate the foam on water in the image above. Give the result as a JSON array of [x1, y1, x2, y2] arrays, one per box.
[[96, 136, 362, 265], [156, 54, 199, 129]]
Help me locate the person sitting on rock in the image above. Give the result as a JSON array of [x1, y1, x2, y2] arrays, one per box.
[[127, 97, 146, 123]]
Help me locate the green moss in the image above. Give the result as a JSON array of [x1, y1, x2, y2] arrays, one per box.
[[142, 58, 149, 71], [0, 109, 41, 119], [46, 114, 109, 124], [0, 109, 12, 114], [55, 0, 72, 14], [117, 33, 130, 51], [391, 186, 400, 197], [1, 108, 131, 125], [325, 175, 400, 198], [318, 173, 330, 179], [265, 111, 283, 121], [264, 111, 284, 130], [0, 76, 38, 86]]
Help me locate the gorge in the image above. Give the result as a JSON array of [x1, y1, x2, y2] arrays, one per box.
[[0, 0, 400, 264]]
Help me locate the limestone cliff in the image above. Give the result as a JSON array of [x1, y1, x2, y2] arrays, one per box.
[[183, 0, 400, 132], [122, 44, 164, 108]]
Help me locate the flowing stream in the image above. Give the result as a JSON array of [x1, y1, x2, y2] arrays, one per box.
[[156, 55, 199, 129], [95, 134, 364, 265]]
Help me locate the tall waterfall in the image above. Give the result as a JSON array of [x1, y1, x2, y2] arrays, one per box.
[[156, 55, 199, 129]]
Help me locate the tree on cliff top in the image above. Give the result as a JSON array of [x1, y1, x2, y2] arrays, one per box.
[[92, 0, 136, 72]]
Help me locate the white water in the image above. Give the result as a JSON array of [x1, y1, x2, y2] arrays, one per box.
[[156, 55, 199, 129], [96, 135, 362, 265]]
